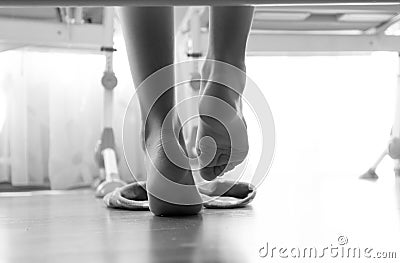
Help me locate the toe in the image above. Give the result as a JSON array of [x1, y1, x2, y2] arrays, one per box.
[[214, 164, 227, 177], [200, 164, 229, 181], [217, 154, 230, 166], [225, 163, 236, 173], [200, 167, 218, 181], [224, 183, 251, 199]]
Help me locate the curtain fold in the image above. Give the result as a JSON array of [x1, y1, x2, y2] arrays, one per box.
[[0, 46, 145, 189]]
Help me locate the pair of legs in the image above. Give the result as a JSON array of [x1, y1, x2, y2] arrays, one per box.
[[119, 6, 254, 216]]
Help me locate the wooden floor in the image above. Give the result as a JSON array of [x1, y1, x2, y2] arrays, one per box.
[[1, 174, 400, 263]]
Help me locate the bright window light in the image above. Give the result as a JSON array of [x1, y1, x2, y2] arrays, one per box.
[[338, 13, 395, 22], [385, 21, 400, 36], [255, 12, 311, 21]]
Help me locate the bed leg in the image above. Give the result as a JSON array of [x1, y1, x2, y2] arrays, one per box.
[[389, 53, 400, 177]]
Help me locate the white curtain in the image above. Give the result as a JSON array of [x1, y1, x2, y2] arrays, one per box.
[[0, 40, 146, 189]]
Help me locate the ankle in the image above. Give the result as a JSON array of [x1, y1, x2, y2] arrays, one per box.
[[143, 110, 180, 146], [201, 68, 245, 108], [205, 51, 246, 72], [203, 54, 246, 93]]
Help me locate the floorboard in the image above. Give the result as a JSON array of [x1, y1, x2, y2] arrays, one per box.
[[1, 174, 400, 263]]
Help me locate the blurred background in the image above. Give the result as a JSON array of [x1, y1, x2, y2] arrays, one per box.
[[0, 6, 399, 191]]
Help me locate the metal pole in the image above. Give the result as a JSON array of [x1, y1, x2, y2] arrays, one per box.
[[94, 7, 126, 198], [102, 7, 115, 129], [392, 53, 400, 138]]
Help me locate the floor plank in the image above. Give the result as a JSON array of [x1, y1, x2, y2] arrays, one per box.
[[1, 174, 400, 263]]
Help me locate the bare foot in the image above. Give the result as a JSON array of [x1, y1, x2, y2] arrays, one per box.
[[145, 113, 203, 216], [196, 60, 249, 181]]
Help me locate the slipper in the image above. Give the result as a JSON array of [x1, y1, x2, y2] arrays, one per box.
[[103, 180, 256, 210]]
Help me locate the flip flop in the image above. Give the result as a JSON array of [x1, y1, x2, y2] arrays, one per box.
[[103, 180, 256, 210]]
